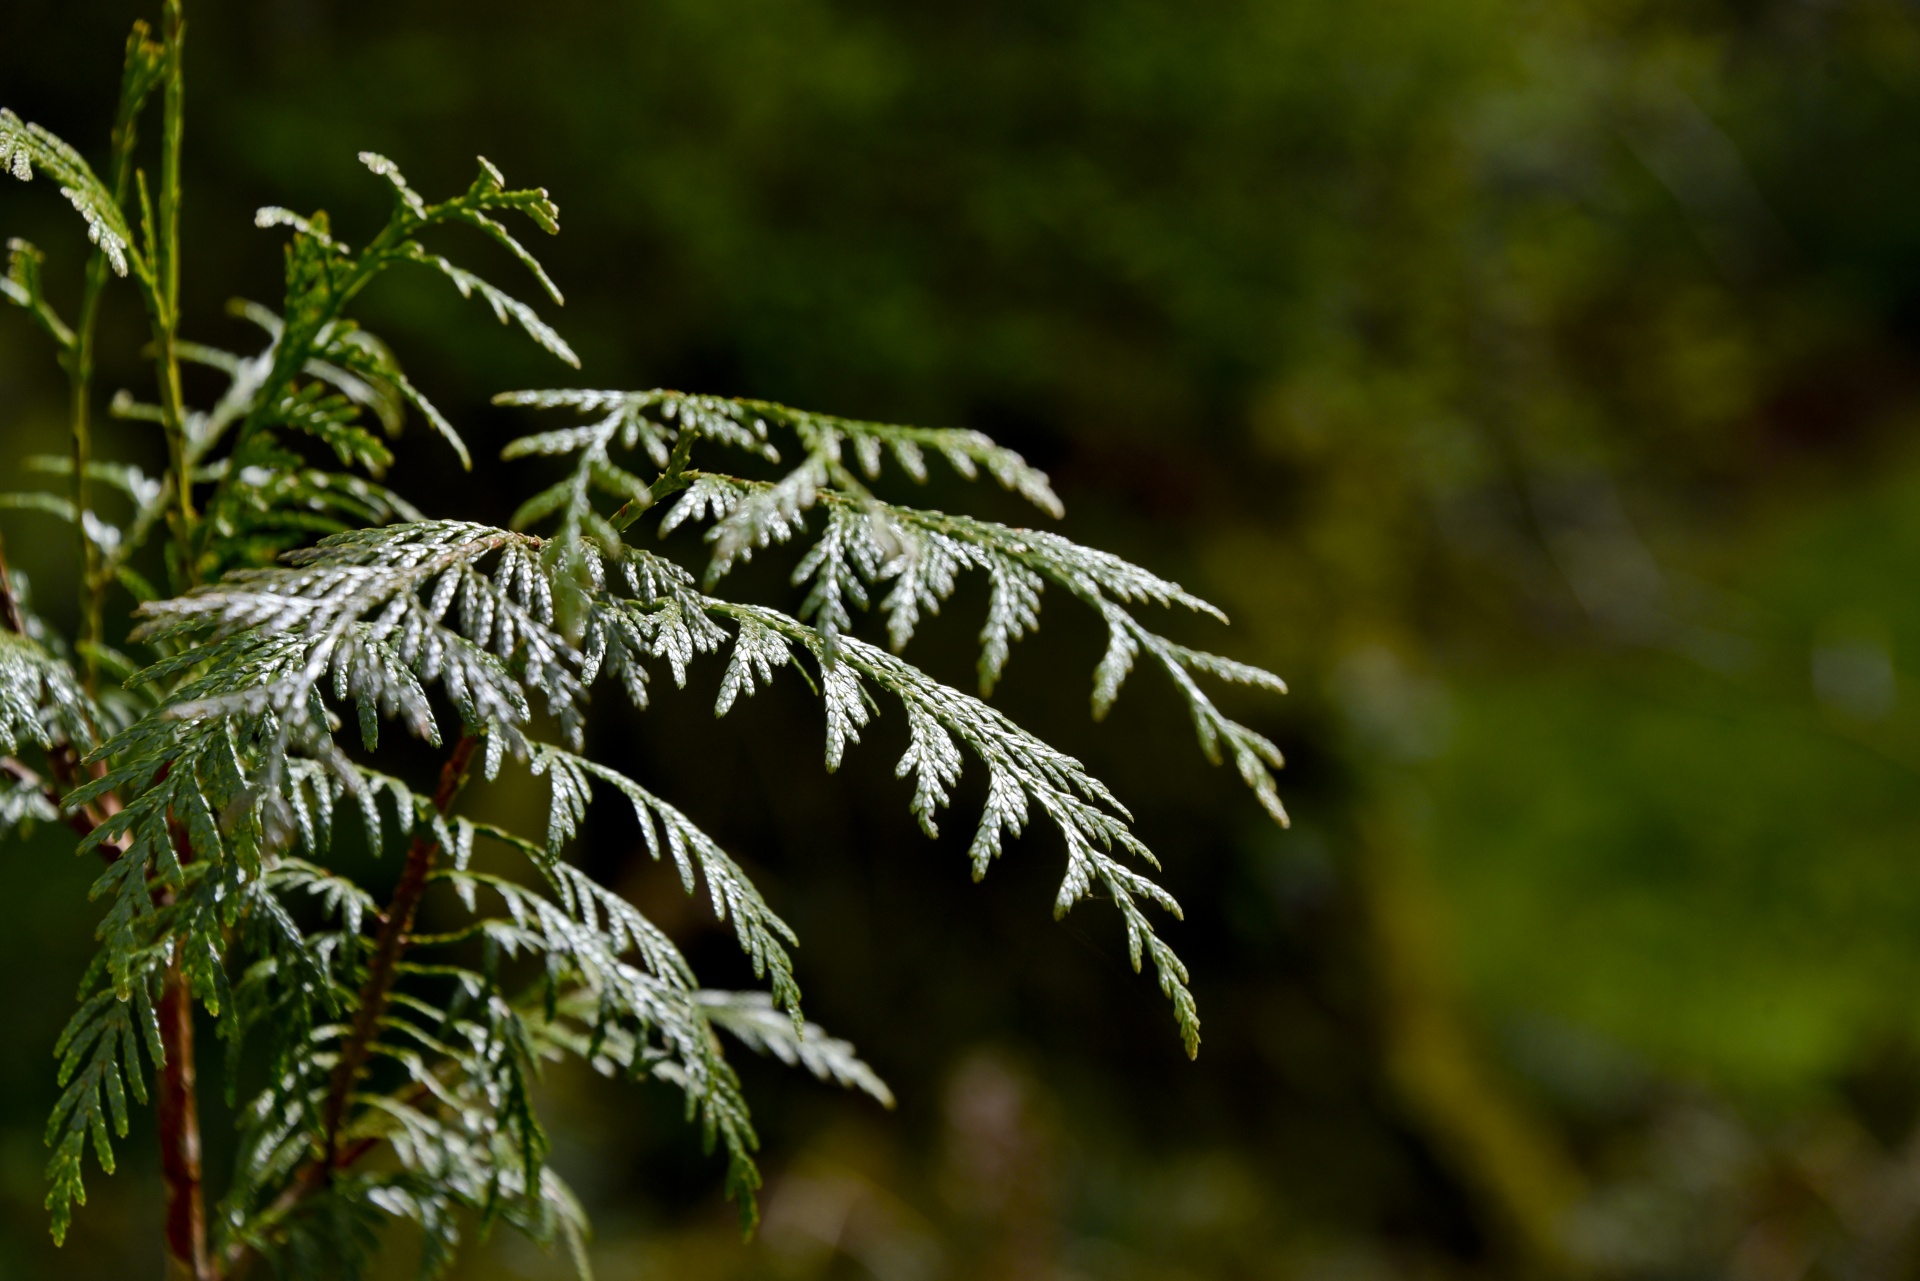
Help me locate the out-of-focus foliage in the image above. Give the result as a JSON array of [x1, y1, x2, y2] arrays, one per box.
[[6, 0, 1920, 1276]]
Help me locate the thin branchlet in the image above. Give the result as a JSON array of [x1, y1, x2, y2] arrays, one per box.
[[318, 732, 478, 1171]]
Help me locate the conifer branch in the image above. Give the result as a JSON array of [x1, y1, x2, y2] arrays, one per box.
[[0, 17, 1290, 1265]]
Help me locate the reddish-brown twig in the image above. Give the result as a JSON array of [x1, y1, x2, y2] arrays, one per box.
[[318, 733, 479, 1170]]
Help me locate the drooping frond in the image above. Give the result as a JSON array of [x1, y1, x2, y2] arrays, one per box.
[[656, 483, 1290, 823], [695, 400, 1063, 583], [497, 391, 774, 560], [705, 600, 1203, 1056], [358, 152, 576, 369], [499, 389, 780, 475], [528, 744, 802, 1016], [498, 389, 1060, 583], [132, 521, 578, 754], [696, 991, 893, 1107], [44, 974, 162, 1245], [0, 111, 142, 279], [399, 244, 579, 369], [814, 497, 1291, 823]]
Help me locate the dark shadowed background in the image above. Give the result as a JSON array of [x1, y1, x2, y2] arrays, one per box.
[[7, 0, 1920, 1276]]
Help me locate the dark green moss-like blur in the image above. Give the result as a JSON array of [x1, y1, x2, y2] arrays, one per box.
[[6, 0, 1920, 1275]]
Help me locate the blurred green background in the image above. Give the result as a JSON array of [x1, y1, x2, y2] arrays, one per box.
[[7, 0, 1920, 1275]]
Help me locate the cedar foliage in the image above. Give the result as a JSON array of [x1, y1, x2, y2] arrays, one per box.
[[0, 3, 1285, 1275]]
